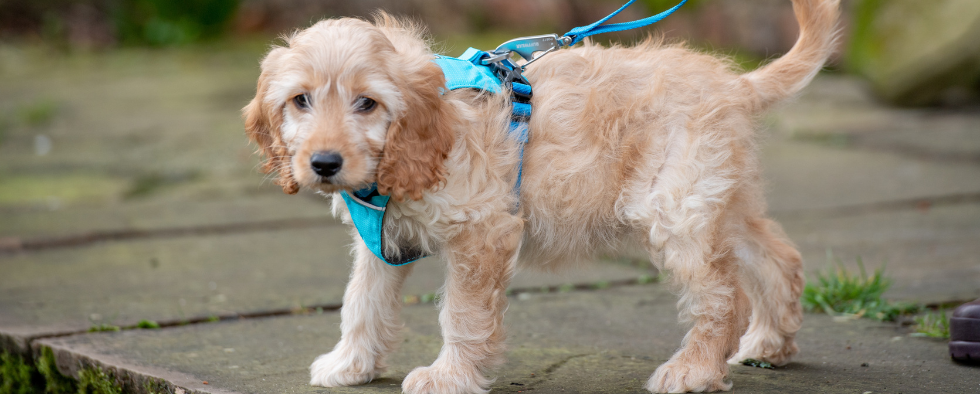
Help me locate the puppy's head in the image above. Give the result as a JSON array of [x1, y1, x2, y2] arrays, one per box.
[[243, 15, 457, 200]]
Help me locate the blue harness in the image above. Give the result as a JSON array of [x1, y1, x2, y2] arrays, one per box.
[[340, 48, 531, 266], [340, 0, 686, 266]]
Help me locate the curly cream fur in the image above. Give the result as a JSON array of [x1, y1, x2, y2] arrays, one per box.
[[244, 1, 840, 392]]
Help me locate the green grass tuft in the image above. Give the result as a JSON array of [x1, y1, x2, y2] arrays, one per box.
[[911, 309, 950, 339], [136, 320, 160, 329], [637, 274, 656, 284], [18, 100, 58, 128], [801, 255, 919, 321], [420, 293, 438, 304]]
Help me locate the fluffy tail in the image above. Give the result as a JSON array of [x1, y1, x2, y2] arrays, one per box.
[[741, 0, 840, 110]]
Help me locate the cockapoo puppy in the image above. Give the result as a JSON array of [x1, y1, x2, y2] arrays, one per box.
[[243, 0, 839, 392]]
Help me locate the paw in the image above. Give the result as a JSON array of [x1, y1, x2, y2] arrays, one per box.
[[647, 360, 732, 393], [402, 364, 490, 394], [309, 349, 381, 387], [726, 332, 799, 367]]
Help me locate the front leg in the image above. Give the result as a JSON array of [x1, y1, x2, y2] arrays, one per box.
[[402, 215, 523, 394], [310, 238, 414, 387]]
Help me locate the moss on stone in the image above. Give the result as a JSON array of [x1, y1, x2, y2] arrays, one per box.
[[76, 369, 122, 394], [0, 351, 39, 394], [2, 348, 127, 394], [36, 347, 77, 394]]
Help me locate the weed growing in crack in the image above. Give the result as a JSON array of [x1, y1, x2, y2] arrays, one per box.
[[88, 324, 121, 333], [911, 309, 950, 339], [136, 320, 161, 329], [801, 254, 918, 321]]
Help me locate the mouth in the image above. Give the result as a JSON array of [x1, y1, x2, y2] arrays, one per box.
[[310, 176, 345, 191], [307, 175, 361, 193]]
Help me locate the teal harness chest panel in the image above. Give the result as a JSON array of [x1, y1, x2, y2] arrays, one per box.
[[340, 48, 531, 266], [434, 48, 504, 93]]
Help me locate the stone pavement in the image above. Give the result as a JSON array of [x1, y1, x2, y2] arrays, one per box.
[[1, 45, 979, 393]]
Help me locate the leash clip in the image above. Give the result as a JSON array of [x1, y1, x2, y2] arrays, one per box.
[[483, 34, 571, 70]]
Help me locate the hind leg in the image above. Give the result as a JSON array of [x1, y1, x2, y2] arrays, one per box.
[[727, 217, 804, 366], [645, 217, 751, 393], [646, 243, 751, 392]]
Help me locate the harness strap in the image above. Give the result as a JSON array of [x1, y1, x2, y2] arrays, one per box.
[[436, 49, 532, 198], [340, 185, 424, 266], [562, 0, 688, 46]]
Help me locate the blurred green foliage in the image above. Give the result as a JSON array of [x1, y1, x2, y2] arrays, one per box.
[[642, 0, 705, 13], [845, 0, 980, 106], [0, 0, 240, 46], [844, 0, 882, 75], [113, 0, 240, 46]]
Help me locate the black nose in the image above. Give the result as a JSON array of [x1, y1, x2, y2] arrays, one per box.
[[310, 151, 343, 178]]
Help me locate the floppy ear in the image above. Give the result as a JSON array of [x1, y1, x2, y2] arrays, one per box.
[[243, 47, 299, 195], [376, 59, 458, 201]]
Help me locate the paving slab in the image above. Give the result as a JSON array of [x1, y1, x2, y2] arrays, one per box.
[[775, 75, 980, 148], [778, 203, 980, 304], [0, 192, 333, 240], [0, 46, 264, 211], [760, 139, 980, 213], [35, 286, 980, 394], [0, 223, 653, 355]]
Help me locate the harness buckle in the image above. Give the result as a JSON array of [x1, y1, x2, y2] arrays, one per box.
[[482, 59, 532, 105], [482, 33, 571, 71]]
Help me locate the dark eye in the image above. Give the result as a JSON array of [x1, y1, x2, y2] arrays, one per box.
[[354, 96, 377, 113], [293, 94, 310, 109]]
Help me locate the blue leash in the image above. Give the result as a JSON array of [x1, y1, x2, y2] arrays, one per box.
[[563, 0, 688, 46], [482, 0, 687, 69]]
